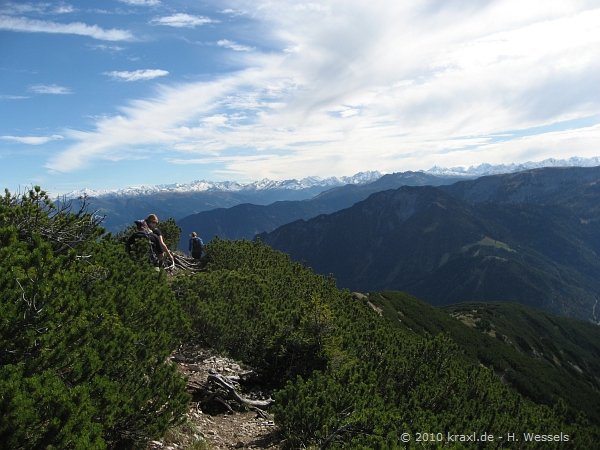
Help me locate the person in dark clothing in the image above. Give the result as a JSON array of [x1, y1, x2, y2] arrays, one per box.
[[126, 219, 160, 266], [188, 231, 204, 260], [145, 214, 174, 266]]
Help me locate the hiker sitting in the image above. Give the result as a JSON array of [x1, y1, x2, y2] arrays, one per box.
[[189, 231, 204, 260], [145, 214, 174, 266]]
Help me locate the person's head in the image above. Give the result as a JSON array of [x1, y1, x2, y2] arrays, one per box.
[[191, 232, 197, 238], [145, 214, 159, 228], [134, 219, 147, 230]]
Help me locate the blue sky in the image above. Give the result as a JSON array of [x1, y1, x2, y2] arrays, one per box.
[[1, 0, 600, 194]]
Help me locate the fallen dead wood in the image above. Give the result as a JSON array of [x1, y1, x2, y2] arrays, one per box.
[[184, 366, 274, 415], [207, 371, 275, 409], [169, 254, 206, 273]]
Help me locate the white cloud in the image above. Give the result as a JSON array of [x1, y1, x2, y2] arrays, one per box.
[[220, 8, 247, 17], [413, 124, 600, 170], [2, 134, 64, 145], [0, 15, 134, 41], [47, 76, 242, 171], [0, 94, 29, 100], [105, 69, 169, 82], [118, 0, 161, 5], [0, 2, 76, 16], [53, 4, 76, 14], [48, 0, 600, 179], [293, 3, 330, 13], [150, 13, 215, 28], [88, 43, 126, 52], [29, 84, 72, 95], [217, 39, 254, 52]]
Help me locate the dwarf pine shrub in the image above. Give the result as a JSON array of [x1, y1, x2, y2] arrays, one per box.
[[0, 188, 190, 449]]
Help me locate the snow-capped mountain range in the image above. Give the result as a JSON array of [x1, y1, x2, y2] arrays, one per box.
[[65, 171, 383, 198], [66, 156, 600, 199], [425, 156, 600, 177]]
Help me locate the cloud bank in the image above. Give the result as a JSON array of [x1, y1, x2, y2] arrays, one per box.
[[47, 0, 600, 179]]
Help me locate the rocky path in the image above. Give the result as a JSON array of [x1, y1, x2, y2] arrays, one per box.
[[148, 345, 282, 450]]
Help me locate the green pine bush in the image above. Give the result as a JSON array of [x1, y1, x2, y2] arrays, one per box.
[[172, 239, 331, 381], [158, 217, 181, 251], [176, 238, 599, 449], [0, 188, 190, 449]]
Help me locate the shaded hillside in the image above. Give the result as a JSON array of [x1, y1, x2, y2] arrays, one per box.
[[442, 165, 600, 259], [177, 172, 462, 249], [310, 170, 464, 207], [177, 200, 325, 247], [368, 291, 600, 423], [81, 184, 346, 233], [442, 165, 600, 212], [259, 167, 600, 320]]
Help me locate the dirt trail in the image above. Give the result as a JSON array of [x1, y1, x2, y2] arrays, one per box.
[[148, 346, 282, 450]]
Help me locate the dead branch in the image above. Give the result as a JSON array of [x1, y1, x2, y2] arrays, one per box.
[[170, 254, 206, 273], [207, 372, 274, 408]]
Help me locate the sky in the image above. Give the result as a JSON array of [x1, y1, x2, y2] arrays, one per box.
[[1, 0, 600, 194]]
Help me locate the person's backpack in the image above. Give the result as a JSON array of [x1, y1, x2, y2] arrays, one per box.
[[191, 236, 203, 253], [127, 230, 159, 266]]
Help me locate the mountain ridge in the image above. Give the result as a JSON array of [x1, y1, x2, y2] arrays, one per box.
[[61, 156, 600, 199], [258, 166, 600, 320], [425, 155, 600, 177], [62, 171, 383, 199], [64, 157, 600, 234], [176, 171, 463, 247]]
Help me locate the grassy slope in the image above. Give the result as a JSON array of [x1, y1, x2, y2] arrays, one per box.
[[368, 291, 600, 424]]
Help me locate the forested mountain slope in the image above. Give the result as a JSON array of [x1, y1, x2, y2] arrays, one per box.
[[259, 167, 600, 320], [369, 291, 600, 423], [441, 166, 600, 210]]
